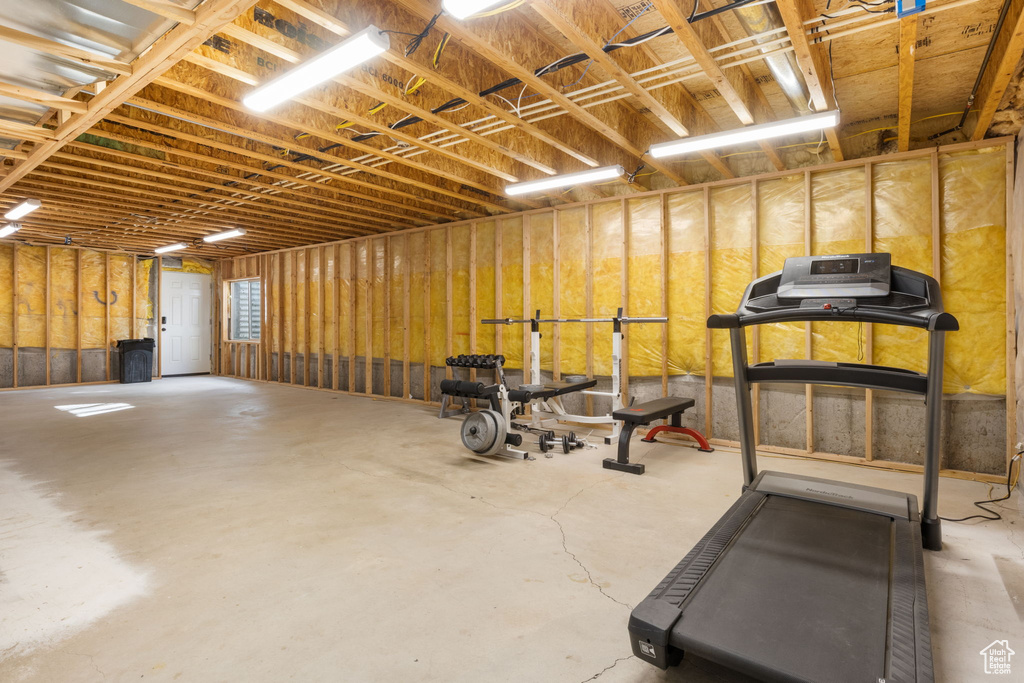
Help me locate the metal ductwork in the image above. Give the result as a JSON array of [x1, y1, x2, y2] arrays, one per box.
[[731, 2, 814, 115]]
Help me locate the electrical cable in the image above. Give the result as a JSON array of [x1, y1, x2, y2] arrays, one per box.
[[941, 454, 1021, 522]]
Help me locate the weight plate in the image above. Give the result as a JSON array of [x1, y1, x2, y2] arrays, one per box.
[[461, 409, 506, 456], [562, 434, 571, 454]]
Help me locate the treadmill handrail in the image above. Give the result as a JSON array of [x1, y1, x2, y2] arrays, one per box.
[[707, 267, 959, 331]]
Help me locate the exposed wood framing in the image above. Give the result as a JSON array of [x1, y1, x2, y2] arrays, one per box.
[[897, 17, 918, 152], [970, 0, 1024, 140], [774, 0, 845, 160], [0, 81, 87, 114], [0, 0, 264, 192]]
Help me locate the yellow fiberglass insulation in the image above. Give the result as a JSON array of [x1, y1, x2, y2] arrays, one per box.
[[627, 195, 665, 377], [500, 217, 524, 369], [710, 184, 754, 377], [557, 208, 587, 375], [530, 213, 555, 373], [666, 190, 706, 376], [591, 201, 622, 375], [757, 175, 805, 364], [474, 221, 497, 358]]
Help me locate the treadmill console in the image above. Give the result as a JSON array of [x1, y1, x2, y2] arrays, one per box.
[[777, 253, 891, 301]]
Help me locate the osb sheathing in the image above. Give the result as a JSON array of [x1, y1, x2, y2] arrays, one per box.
[[228, 146, 1009, 403]]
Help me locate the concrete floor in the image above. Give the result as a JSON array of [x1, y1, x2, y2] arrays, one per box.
[[0, 377, 1020, 683]]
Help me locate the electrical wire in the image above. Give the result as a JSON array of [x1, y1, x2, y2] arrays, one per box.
[[941, 454, 1021, 522]]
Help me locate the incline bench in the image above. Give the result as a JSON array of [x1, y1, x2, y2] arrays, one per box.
[[603, 397, 713, 475]]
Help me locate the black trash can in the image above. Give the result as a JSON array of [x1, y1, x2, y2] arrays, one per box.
[[117, 338, 156, 384]]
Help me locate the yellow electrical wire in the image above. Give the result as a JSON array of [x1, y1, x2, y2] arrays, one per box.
[[471, 0, 525, 18]]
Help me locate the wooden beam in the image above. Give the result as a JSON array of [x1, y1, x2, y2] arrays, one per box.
[[0, 25, 132, 76], [393, 0, 688, 186], [897, 17, 918, 152], [774, 0, 844, 160], [970, 0, 1024, 140], [277, 0, 600, 169], [0, 0, 263, 192], [0, 81, 87, 114], [120, 0, 197, 24]]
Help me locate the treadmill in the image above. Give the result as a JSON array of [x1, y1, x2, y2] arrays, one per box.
[[627, 254, 957, 682]]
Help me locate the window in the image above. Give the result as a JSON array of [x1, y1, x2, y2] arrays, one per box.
[[228, 279, 261, 340]]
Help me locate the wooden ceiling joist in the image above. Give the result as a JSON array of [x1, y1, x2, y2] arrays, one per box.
[[12, 182, 315, 247], [271, 0, 601, 169], [969, 0, 1024, 140], [0, 81, 88, 114], [532, 0, 735, 178], [120, 0, 198, 25], [67, 136, 428, 227], [113, 104, 506, 220], [180, 52, 523, 184], [219, 24, 561, 178], [393, 0, 688, 187], [145, 79, 527, 212], [38, 159, 380, 237], [897, 16, 918, 152], [774, 0, 844, 160], [651, 0, 784, 169], [0, 0, 263, 193], [53, 148, 402, 230], [20, 171, 368, 244]]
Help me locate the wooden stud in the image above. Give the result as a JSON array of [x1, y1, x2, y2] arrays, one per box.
[[523, 216, 532, 384], [105, 252, 110, 381], [334, 245, 342, 392], [585, 204, 595, 416], [291, 251, 298, 385], [661, 194, 669, 397], [423, 233, 431, 403], [11, 245, 17, 389], [552, 212, 561, 381], [349, 245, 357, 394], [703, 188, 713, 438], [621, 198, 630, 402], [865, 163, 875, 461], [278, 253, 286, 383], [446, 227, 454, 382], [76, 249, 82, 383], [804, 170, 814, 454], [402, 237, 410, 399], [383, 238, 392, 397], [364, 242, 373, 395], [495, 222, 503, 359], [156, 257, 162, 379], [304, 249, 312, 387], [1006, 142, 1017, 473], [45, 246, 51, 386], [932, 150, 941, 282], [319, 245, 326, 389], [751, 181, 760, 446], [970, 0, 1024, 140], [469, 224, 478, 386]]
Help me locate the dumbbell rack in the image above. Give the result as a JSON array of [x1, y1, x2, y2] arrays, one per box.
[[484, 308, 667, 444]]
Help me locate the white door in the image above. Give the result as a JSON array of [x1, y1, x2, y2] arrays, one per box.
[[161, 271, 212, 376]]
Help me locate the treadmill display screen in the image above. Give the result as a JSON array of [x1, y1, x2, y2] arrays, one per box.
[[810, 258, 859, 275]]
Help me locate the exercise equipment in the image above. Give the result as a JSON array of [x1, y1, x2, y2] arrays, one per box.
[[604, 397, 712, 474], [627, 255, 954, 682], [484, 308, 666, 443], [439, 354, 507, 419]]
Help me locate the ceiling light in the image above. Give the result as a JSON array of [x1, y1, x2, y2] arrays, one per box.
[[242, 26, 390, 112], [155, 243, 187, 254], [649, 111, 840, 159], [4, 199, 40, 220], [442, 0, 509, 19], [203, 229, 246, 242], [0, 224, 20, 238], [506, 165, 625, 196]]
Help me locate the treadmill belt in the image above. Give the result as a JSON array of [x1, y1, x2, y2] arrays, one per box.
[[673, 496, 892, 682]]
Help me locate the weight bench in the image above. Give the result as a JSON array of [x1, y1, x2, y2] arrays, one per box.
[[603, 397, 713, 474]]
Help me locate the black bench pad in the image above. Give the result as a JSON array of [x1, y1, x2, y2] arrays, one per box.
[[527, 379, 598, 399], [613, 397, 695, 425]]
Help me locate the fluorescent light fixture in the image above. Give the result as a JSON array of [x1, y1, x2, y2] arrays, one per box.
[[4, 198, 40, 220], [650, 110, 840, 159], [506, 165, 625, 196], [203, 229, 246, 243], [155, 243, 187, 254], [0, 223, 19, 238], [442, 0, 508, 19], [242, 26, 389, 112]]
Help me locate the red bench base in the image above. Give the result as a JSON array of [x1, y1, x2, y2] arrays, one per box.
[[642, 426, 714, 452]]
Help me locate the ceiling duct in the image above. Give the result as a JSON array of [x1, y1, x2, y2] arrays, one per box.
[[730, 2, 814, 115]]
